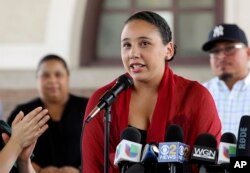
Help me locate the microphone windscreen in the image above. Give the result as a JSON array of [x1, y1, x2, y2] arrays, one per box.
[[191, 133, 218, 164], [120, 127, 142, 143], [141, 143, 159, 163], [221, 132, 236, 144], [217, 133, 237, 164], [117, 74, 134, 89], [236, 115, 250, 157], [125, 163, 145, 173], [165, 124, 184, 142], [195, 133, 217, 148], [114, 127, 143, 167]]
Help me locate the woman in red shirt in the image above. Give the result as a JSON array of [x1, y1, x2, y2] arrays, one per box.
[[82, 11, 221, 173]]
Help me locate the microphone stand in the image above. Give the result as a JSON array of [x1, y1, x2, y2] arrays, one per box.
[[169, 163, 176, 173], [104, 106, 111, 173]]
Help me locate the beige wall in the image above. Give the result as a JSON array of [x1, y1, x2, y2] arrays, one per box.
[[0, 0, 84, 69]]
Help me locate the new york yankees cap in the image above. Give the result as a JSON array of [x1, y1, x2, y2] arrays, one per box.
[[202, 23, 248, 51]]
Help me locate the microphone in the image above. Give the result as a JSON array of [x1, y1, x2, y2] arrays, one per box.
[[158, 124, 190, 173], [140, 143, 159, 163], [236, 115, 250, 157], [114, 127, 142, 173], [202, 132, 237, 173], [85, 74, 133, 123], [227, 116, 250, 172], [140, 143, 159, 173], [125, 163, 145, 173], [217, 132, 237, 164], [190, 133, 218, 173]]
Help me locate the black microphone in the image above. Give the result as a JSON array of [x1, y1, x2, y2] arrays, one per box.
[[165, 124, 184, 142], [125, 163, 145, 173], [85, 74, 133, 123], [158, 124, 190, 173], [217, 132, 237, 164], [139, 143, 159, 173], [140, 143, 159, 163], [236, 115, 250, 157], [190, 133, 218, 173], [204, 132, 236, 173], [228, 116, 250, 172], [221, 132, 237, 144], [114, 127, 142, 173]]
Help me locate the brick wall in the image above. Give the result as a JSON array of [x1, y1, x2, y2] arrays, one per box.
[[0, 88, 93, 121]]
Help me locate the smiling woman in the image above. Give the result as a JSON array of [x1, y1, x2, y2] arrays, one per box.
[[81, 11, 221, 173]]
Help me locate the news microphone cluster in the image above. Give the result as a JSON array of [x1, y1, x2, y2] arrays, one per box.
[[114, 125, 191, 173], [114, 117, 250, 173], [194, 115, 250, 173]]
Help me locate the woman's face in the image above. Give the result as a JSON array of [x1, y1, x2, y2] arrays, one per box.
[[36, 60, 69, 103], [121, 19, 173, 84]]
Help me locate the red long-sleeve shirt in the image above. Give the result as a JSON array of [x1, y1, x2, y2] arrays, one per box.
[[81, 67, 221, 173]]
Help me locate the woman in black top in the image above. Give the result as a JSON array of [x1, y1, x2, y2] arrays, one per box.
[[8, 54, 88, 173]]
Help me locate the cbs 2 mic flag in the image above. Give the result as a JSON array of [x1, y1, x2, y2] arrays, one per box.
[[158, 142, 190, 163]]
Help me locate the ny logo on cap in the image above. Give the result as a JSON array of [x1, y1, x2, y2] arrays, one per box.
[[213, 25, 224, 38]]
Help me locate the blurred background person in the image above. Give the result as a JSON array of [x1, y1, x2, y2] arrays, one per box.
[[202, 23, 250, 136], [7, 54, 88, 173], [0, 107, 50, 173]]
